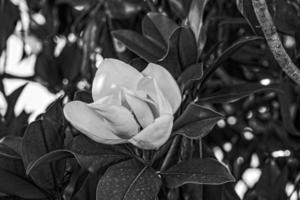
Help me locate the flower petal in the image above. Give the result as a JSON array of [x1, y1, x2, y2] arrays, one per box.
[[92, 58, 143, 101], [142, 63, 182, 113], [137, 77, 173, 115], [123, 90, 155, 128], [63, 101, 125, 144], [128, 115, 173, 149], [88, 102, 140, 139]]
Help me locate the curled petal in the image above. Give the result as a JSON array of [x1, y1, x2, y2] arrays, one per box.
[[88, 102, 139, 139], [137, 77, 172, 115], [128, 115, 173, 149], [63, 101, 125, 144], [142, 63, 182, 113], [123, 90, 155, 128], [92, 59, 143, 101]]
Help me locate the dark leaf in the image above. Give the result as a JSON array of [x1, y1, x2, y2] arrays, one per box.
[[168, 0, 192, 19], [178, 63, 203, 90], [142, 12, 178, 49], [0, 143, 20, 159], [7, 111, 29, 137], [5, 84, 27, 123], [158, 28, 182, 78], [255, 161, 288, 200], [161, 158, 235, 188], [57, 42, 82, 82], [112, 30, 165, 62], [74, 90, 93, 103], [22, 119, 65, 190], [96, 159, 161, 200], [188, 0, 209, 57], [0, 136, 22, 157], [129, 57, 148, 72], [173, 103, 223, 139], [106, 0, 144, 19], [69, 135, 131, 172], [236, 0, 263, 35], [179, 27, 197, 69], [278, 83, 300, 137], [197, 83, 283, 103], [44, 97, 65, 125], [26, 149, 74, 175], [202, 36, 263, 83], [0, 169, 46, 199], [35, 49, 62, 93]]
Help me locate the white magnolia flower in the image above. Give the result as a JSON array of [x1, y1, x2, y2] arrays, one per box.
[[64, 58, 181, 149]]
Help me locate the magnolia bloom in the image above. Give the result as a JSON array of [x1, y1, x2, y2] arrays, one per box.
[[63, 59, 181, 149]]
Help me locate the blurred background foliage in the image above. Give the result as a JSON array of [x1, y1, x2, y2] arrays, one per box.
[[1, 0, 300, 199]]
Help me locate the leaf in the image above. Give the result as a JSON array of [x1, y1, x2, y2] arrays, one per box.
[[106, 0, 144, 19], [0, 0, 20, 55], [0, 143, 20, 159], [74, 90, 93, 103], [7, 111, 30, 137], [278, 83, 300, 137], [179, 27, 197, 69], [112, 30, 165, 62], [0, 168, 46, 199], [34, 47, 62, 93], [44, 97, 65, 125], [142, 12, 178, 48], [26, 149, 74, 175], [188, 0, 209, 57], [5, 84, 27, 123], [255, 161, 288, 200], [202, 36, 263, 83], [158, 28, 182, 78], [22, 118, 65, 190], [69, 135, 131, 173], [0, 136, 23, 157], [197, 83, 283, 103], [57, 42, 82, 81], [168, 0, 192, 19], [178, 63, 203, 89], [236, 0, 263, 35], [96, 159, 161, 200], [173, 103, 223, 139], [161, 158, 235, 188]]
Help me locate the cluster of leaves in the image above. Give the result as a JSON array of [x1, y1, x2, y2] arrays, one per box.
[[1, 0, 300, 199]]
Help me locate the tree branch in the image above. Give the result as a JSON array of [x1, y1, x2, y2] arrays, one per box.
[[252, 0, 300, 85]]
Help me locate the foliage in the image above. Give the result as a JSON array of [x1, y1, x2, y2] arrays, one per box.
[[1, 0, 300, 199]]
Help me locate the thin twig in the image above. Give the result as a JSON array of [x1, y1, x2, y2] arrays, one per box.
[[252, 0, 300, 85]]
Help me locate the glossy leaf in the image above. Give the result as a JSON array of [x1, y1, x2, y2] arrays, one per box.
[[202, 36, 263, 84], [161, 158, 235, 188], [179, 27, 197, 69], [112, 30, 165, 62], [178, 63, 203, 89], [142, 12, 178, 48], [197, 83, 283, 103], [96, 159, 161, 200], [69, 135, 131, 173], [22, 118, 65, 190], [188, 0, 209, 57], [173, 103, 223, 138], [0, 136, 23, 158], [0, 168, 46, 199], [158, 28, 182, 78]]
